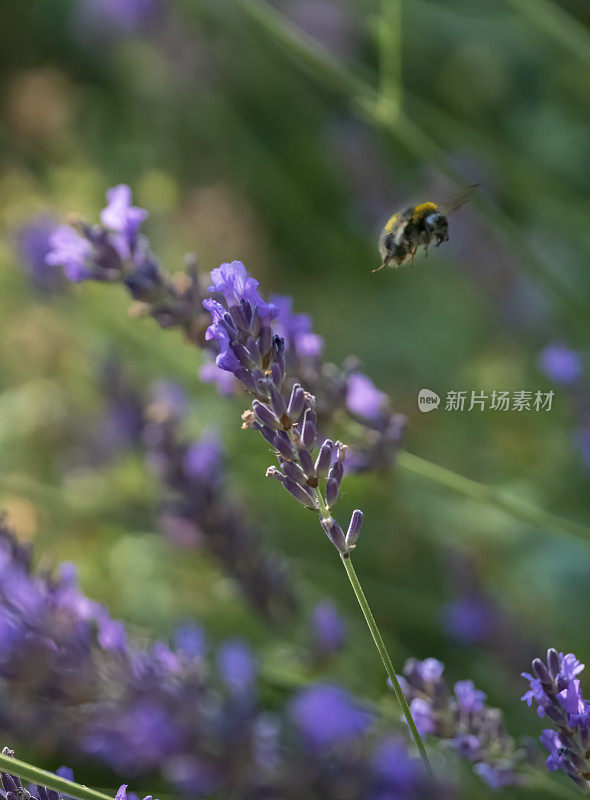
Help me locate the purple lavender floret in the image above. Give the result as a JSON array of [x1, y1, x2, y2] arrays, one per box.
[[46, 225, 93, 282], [401, 657, 526, 788], [522, 649, 590, 791]]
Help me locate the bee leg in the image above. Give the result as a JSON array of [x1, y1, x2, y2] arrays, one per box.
[[424, 245, 429, 258], [372, 260, 387, 274], [409, 246, 417, 266]]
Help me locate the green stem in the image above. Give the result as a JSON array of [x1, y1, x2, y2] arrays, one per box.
[[397, 451, 590, 545], [339, 554, 433, 777], [505, 0, 590, 65], [377, 0, 402, 119], [0, 753, 115, 800]]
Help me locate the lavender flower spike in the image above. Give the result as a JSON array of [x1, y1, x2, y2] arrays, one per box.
[[202, 261, 361, 556], [46, 186, 210, 344], [522, 649, 590, 791], [401, 657, 526, 788]]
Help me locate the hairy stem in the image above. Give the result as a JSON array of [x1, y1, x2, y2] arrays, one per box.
[[339, 554, 433, 777]]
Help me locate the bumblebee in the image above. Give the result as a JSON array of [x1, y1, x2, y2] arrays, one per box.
[[374, 184, 478, 272]]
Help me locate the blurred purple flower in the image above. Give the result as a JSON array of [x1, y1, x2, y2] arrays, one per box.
[[290, 684, 371, 749], [473, 763, 521, 789], [454, 680, 486, 714], [199, 361, 238, 395], [217, 640, 256, 696], [441, 597, 495, 644], [16, 216, 64, 293], [183, 432, 223, 482], [150, 380, 187, 420], [310, 600, 345, 657], [408, 698, 436, 737], [346, 372, 387, 421], [538, 343, 583, 385], [174, 623, 206, 660], [271, 295, 324, 359], [101, 184, 148, 258], [46, 225, 92, 282], [371, 736, 421, 796], [416, 658, 444, 685]]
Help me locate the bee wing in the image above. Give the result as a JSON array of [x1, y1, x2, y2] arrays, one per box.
[[436, 184, 478, 216]]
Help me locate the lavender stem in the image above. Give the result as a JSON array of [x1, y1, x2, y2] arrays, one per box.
[[0, 753, 114, 800], [339, 554, 433, 777]]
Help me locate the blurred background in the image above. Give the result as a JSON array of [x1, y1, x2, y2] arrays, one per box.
[[0, 0, 589, 797]]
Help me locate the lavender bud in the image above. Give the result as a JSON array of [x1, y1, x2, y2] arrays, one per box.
[[241, 298, 254, 328], [273, 431, 294, 459], [270, 387, 288, 421], [273, 334, 285, 363], [253, 400, 280, 430], [328, 460, 344, 486], [231, 340, 254, 368], [315, 439, 334, 478], [258, 325, 271, 359], [345, 510, 363, 549], [280, 459, 307, 485], [320, 517, 347, 554], [547, 648, 560, 679], [229, 303, 249, 332], [532, 658, 553, 687], [298, 449, 316, 481], [284, 478, 318, 510], [287, 384, 305, 419], [325, 477, 339, 508], [248, 335, 264, 367], [266, 466, 284, 482], [544, 704, 566, 724], [235, 368, 258, 394], [258, 425, 277, 445], [271, 361, 284, 388], [301, 409, 317, 450]]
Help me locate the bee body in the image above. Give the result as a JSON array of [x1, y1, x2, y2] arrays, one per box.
[[375, 185, 476, 273]]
